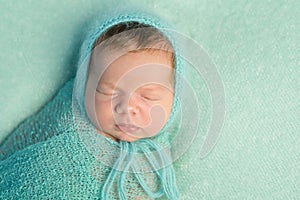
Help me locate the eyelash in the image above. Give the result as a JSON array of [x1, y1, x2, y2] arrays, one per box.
[[97, 89, 160, 101], [97, 90, 119, 97], [141, 95, 160, 101]]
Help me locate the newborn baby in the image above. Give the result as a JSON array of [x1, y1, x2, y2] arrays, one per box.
[[85, 21, 174, 142]]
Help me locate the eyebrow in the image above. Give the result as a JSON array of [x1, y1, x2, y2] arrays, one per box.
[[139, 84, 172, 92], [98, 81, 115, 88], [98, 82, 172, 92]]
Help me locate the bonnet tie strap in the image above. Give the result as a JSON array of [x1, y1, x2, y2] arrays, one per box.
[[100, 140, 179, 200]]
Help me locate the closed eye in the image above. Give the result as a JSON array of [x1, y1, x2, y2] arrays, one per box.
[[96, 89, 120, 97], [141, 95, 161, 101]]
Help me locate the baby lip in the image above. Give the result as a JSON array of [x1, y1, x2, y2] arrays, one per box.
[[116, 123, 140, 133]]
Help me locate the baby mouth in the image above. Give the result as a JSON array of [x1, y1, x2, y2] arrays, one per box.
[[115, 123, 141, 133]]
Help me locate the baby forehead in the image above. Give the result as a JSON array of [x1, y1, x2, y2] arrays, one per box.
[[89, 49, 174, 77], [91, 47, 173, 65], [100, 80, 171, 92], [100, 64, 174, 90]]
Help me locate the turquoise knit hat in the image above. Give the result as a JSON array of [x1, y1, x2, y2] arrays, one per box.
[[75, 10, 182, 130], [72, 8, 183, 200]]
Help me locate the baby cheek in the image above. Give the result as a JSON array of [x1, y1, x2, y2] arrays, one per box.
[[95, 99, 114, 122], [134, 102, 166, 132], [137, 103, 153, 126], [144, 104, 169, 137]]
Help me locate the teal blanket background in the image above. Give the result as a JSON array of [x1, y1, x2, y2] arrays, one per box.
[[0, 0, 299, 199]]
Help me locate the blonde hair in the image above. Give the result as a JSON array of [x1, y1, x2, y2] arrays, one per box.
[[92, 21, 175, 67]]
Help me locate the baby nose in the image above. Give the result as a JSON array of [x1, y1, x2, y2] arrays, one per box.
[[114, 94, 140, 115]]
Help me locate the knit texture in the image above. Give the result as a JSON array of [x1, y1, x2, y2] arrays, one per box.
[[0, 79, 166, 199]]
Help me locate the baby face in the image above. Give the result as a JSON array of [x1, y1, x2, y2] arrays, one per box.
[[87, 50, 174, 142], [88, 50, 173, 142]]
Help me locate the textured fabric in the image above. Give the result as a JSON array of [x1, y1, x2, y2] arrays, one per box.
[[0, 79, 160, 199], [1, 1, 299, 200], [0, 80, 73, 161], [0, 79, 167, 199]]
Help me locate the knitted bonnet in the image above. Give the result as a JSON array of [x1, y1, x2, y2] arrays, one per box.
[[72, 8, 183, 199]]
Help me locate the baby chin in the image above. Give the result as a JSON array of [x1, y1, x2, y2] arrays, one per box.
[[97, 122, 159, 142], [114, 123, 145, 142]]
